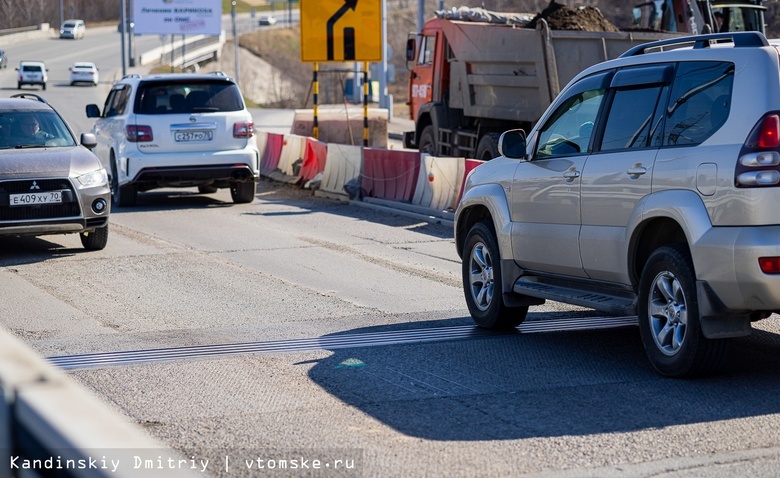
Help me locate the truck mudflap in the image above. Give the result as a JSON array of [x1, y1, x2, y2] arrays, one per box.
[[403, 131, 416, 149]]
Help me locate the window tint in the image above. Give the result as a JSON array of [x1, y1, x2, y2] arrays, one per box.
[[663, 61, 734, 146], [601, 85, 664, 151], [134, 80, 244, 115], [104, 86, 131, 118], [535, 88, 605, 158]]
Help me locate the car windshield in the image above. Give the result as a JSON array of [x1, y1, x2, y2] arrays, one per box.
[[0, 110, 76, 149], [134, 80, 244, 114]]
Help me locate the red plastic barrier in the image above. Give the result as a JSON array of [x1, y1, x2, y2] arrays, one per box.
[[457, 159, 486, 204], [298, 138, 327, 183], [361, 149, 420, 202], [260, 133, 284, 175]]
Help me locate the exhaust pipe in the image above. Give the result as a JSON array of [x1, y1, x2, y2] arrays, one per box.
[[231, 170, 250, 181]]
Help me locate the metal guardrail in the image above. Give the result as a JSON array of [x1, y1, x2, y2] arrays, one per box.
[[0, 328, 199, 478], [139, 31, 226, 70]]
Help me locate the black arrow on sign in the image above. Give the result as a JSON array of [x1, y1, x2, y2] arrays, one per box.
[[327, 0, 358, 60]]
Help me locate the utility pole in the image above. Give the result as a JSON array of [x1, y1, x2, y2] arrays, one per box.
[[232, 1, 240, 86], [120, 0, 127, 77]]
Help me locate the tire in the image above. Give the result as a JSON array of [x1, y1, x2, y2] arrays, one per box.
[[17, 83, 21, 89], [42, 83, 46, 91], [80, 225, 109, 250], [110, 159, 137, 207], [418, 125, 435, 156], [462, 220, 527, 329], [230, 181, 255, 204], [476, 132, 501, 161], [637, 244, 728, 378], [198, 185, 218, 194]]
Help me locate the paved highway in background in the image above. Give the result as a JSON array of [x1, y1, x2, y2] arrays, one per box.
[[3, 28, 780, 478]]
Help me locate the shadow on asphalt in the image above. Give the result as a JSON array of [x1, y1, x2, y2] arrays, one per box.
[[305, 315, 780, 441]]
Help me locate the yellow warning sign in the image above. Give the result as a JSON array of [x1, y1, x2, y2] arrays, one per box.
[[300, 0, 382, 62]]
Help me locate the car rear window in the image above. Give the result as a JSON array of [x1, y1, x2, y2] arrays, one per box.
[[22, 65, 42, 72], [134, 80, 244, 115]]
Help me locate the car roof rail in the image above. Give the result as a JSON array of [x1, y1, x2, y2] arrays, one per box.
[[620, 31, 769, 58], [10, 93, 47, 104], [121, 73, 142, 80]]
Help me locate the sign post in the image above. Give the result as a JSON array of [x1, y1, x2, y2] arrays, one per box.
[[300, 0, 382, 144]]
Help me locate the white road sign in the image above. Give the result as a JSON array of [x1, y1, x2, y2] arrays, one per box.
[[133, 0, 222, 35]]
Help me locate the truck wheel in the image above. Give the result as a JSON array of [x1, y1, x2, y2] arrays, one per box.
[[476, 133, 501, 161], [637, 244, 728, 377], [463, 220, 527, 329], [80, 225, 109, 250], [418, 125, 436, 155]]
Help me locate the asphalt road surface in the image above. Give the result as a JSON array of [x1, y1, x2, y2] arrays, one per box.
[[2, 26, 780, 478]]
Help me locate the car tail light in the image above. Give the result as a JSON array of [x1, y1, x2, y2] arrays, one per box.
[[125, 125, 153, 142], [759, 257, 780, 274], [233, 122, 254, 138], [736, 113, 780, 187]]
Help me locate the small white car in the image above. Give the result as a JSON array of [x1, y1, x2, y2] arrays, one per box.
[[16, 61, 48, 90], [60, 19, 86, 39], [257, 15, 277, 26], [69, 62, 99, 86]]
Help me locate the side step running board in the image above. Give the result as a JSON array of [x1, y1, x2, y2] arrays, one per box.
[[513, 276, 637, 316]]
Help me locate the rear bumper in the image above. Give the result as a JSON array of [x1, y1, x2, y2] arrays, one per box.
[[120, 148, 260, 187], [694, 225, 780, 311], [134, 164, 257, 185]]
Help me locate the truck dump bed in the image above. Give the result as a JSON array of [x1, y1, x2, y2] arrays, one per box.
[[441, 18, 680, 124]]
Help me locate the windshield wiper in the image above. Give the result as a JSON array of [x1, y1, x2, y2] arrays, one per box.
[[15, 144, 47, 149]]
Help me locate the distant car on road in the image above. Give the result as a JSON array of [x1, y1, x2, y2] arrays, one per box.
[[60, 19, 86, 39], [16, 61, 48, 90], [69, 62, 99, 86], [0, 94, 110, 250], [258, 15, 277, 26], [0, 50, 7, 69]]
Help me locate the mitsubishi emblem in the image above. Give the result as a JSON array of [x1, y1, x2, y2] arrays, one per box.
[[30, 181, 40, 190], [189, 116, 197, 122]]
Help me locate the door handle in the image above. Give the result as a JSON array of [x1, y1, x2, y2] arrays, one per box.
[[627, 166, 647, 177], [563, 170, 580, 180]]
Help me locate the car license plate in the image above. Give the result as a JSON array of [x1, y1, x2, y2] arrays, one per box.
[[174, 130, 213, 142], [9, 191, 62, 206]]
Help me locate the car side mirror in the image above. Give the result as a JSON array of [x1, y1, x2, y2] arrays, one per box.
[[498, 129, 528, 160], [80, 133, 97, 149], [406, 37, 416, 62], [85, 104, 101, 118]]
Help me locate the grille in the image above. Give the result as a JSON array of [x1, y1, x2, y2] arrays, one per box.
[[0, 178, 81, 222]]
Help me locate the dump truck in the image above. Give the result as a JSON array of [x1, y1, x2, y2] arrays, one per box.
[[403, 2, 765, 160]]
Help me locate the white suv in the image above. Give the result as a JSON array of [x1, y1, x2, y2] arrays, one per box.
[[86, 72, 259, 206], [16, 61, 48, 90], [455, 32, 780, 377]]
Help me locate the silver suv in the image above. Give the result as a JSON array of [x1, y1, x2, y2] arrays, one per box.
[[455, 32, 780, 377], [0, 94, 110, 250], [86, 72, 259, 207]]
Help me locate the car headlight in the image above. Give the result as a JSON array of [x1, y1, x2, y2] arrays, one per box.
[[76, 168, 108, 188]]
